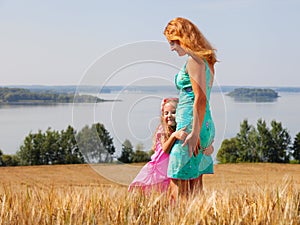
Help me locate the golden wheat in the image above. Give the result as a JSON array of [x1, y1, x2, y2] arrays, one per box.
[[0, 164, 299, 224], [0, 179, 299, 224]]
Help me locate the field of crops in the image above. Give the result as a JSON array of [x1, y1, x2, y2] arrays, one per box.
[[0, 163, 299, 224]]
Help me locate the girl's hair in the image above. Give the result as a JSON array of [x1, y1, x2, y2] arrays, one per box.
[[151, 98, 178, 151], [164, 17, 217, 66]]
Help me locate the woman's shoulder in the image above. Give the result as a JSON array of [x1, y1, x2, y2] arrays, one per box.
[[186, 56, 205, 74], [187, 55, 205, 67]]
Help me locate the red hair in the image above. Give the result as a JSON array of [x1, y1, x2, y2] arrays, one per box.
[[164, 17, 217, 66]]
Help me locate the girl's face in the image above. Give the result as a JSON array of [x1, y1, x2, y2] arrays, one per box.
[[163, 102, 176, 127], [169, 40, 186, 56]]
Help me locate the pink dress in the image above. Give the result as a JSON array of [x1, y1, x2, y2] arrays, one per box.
[[128, 125, 170, 193]]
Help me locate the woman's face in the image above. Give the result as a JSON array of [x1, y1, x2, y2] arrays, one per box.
[[163, 102, 176, 127], [169, 40, 186, 56]]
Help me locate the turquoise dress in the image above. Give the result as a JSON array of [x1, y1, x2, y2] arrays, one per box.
[[167, 59, 215, 180]]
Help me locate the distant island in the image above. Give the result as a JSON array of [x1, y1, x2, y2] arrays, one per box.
[[227, 88, 279, 102], [3, 85, 300, 94], [0, 87, 108, 104]]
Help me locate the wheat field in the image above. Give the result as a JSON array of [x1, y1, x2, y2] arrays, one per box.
[[0, 163, 299, 224]]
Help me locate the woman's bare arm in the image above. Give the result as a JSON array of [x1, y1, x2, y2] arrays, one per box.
[[182, 56, 207, 157]]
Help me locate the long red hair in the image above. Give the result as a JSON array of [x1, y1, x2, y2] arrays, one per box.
[[164, 17, 217, 67]]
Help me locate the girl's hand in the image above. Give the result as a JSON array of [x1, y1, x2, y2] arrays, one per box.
[[203, 141, 214, 156], [182, 132, 199, 157], [173, 127, 188, 141]]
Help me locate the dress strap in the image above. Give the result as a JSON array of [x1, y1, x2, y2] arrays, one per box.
[[182, 61, 188, 74], [202, 58, 212, 87]]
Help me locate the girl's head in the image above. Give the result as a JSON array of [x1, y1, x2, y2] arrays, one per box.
[[161, 98, 178, 131], [152, 98, 178, 150], [164, 17, 217, 66]]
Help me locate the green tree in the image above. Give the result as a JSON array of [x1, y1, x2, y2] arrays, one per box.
[[269, 120, 291, 163], [59, 126, 84, 164], [18, 127, 85, 165], [0, 149, 3, 166], [247, 127, 260, 162], [135, 143, 144, 151], [1, 154, 20, 166], [33, 130, 47, 165], [236, 119, 256, 162], [118, 139, 133, 163], [292, 132, 300, 162], [219, 119, 293, 164], [131, 150, 151, 163], [131, 143, 150, 163], [18, 131, 44, 165], [43, 128, 60, 164], [76, 123, 115, 163], [94, 123, 115, 162], [148, 149, 155, 158], [256, 119, 273, 162], [217, 138, 239, 163], [17, 133, 33, 165]]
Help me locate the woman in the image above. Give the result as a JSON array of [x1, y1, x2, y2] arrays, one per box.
[[164, 17, 217, 200]]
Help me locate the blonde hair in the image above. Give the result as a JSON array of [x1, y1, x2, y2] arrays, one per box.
[[164, 17, 217, 66], [151, 98, 178, 151]]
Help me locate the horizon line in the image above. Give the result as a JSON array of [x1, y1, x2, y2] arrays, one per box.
[[1, 84, 300, 88]]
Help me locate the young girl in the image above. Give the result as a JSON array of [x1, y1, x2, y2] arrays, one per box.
[[128, 98, 188, 193]]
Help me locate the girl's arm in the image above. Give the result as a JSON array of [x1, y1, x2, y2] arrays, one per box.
[[162, 127, 187, 154], [182, 56, 207, 157]]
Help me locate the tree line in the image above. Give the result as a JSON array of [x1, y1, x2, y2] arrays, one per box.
[[118, 140, 151, 163], [217, 119, 300, 163], [0, 87, 103, 103], [1, 119, 299, 166], [0, 123, 151, 167]]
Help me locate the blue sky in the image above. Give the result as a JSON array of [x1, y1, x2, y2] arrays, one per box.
[[1, 0, 299, 86]]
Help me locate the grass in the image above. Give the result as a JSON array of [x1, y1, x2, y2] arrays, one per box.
[[0, 163, 299, 224]]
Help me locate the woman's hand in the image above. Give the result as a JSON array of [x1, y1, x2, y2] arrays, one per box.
[[182, 132, 199, 157], [173, 127, 188, 141]]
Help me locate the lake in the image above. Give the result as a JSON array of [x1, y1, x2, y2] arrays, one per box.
[[0, 92, 299, 161]]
